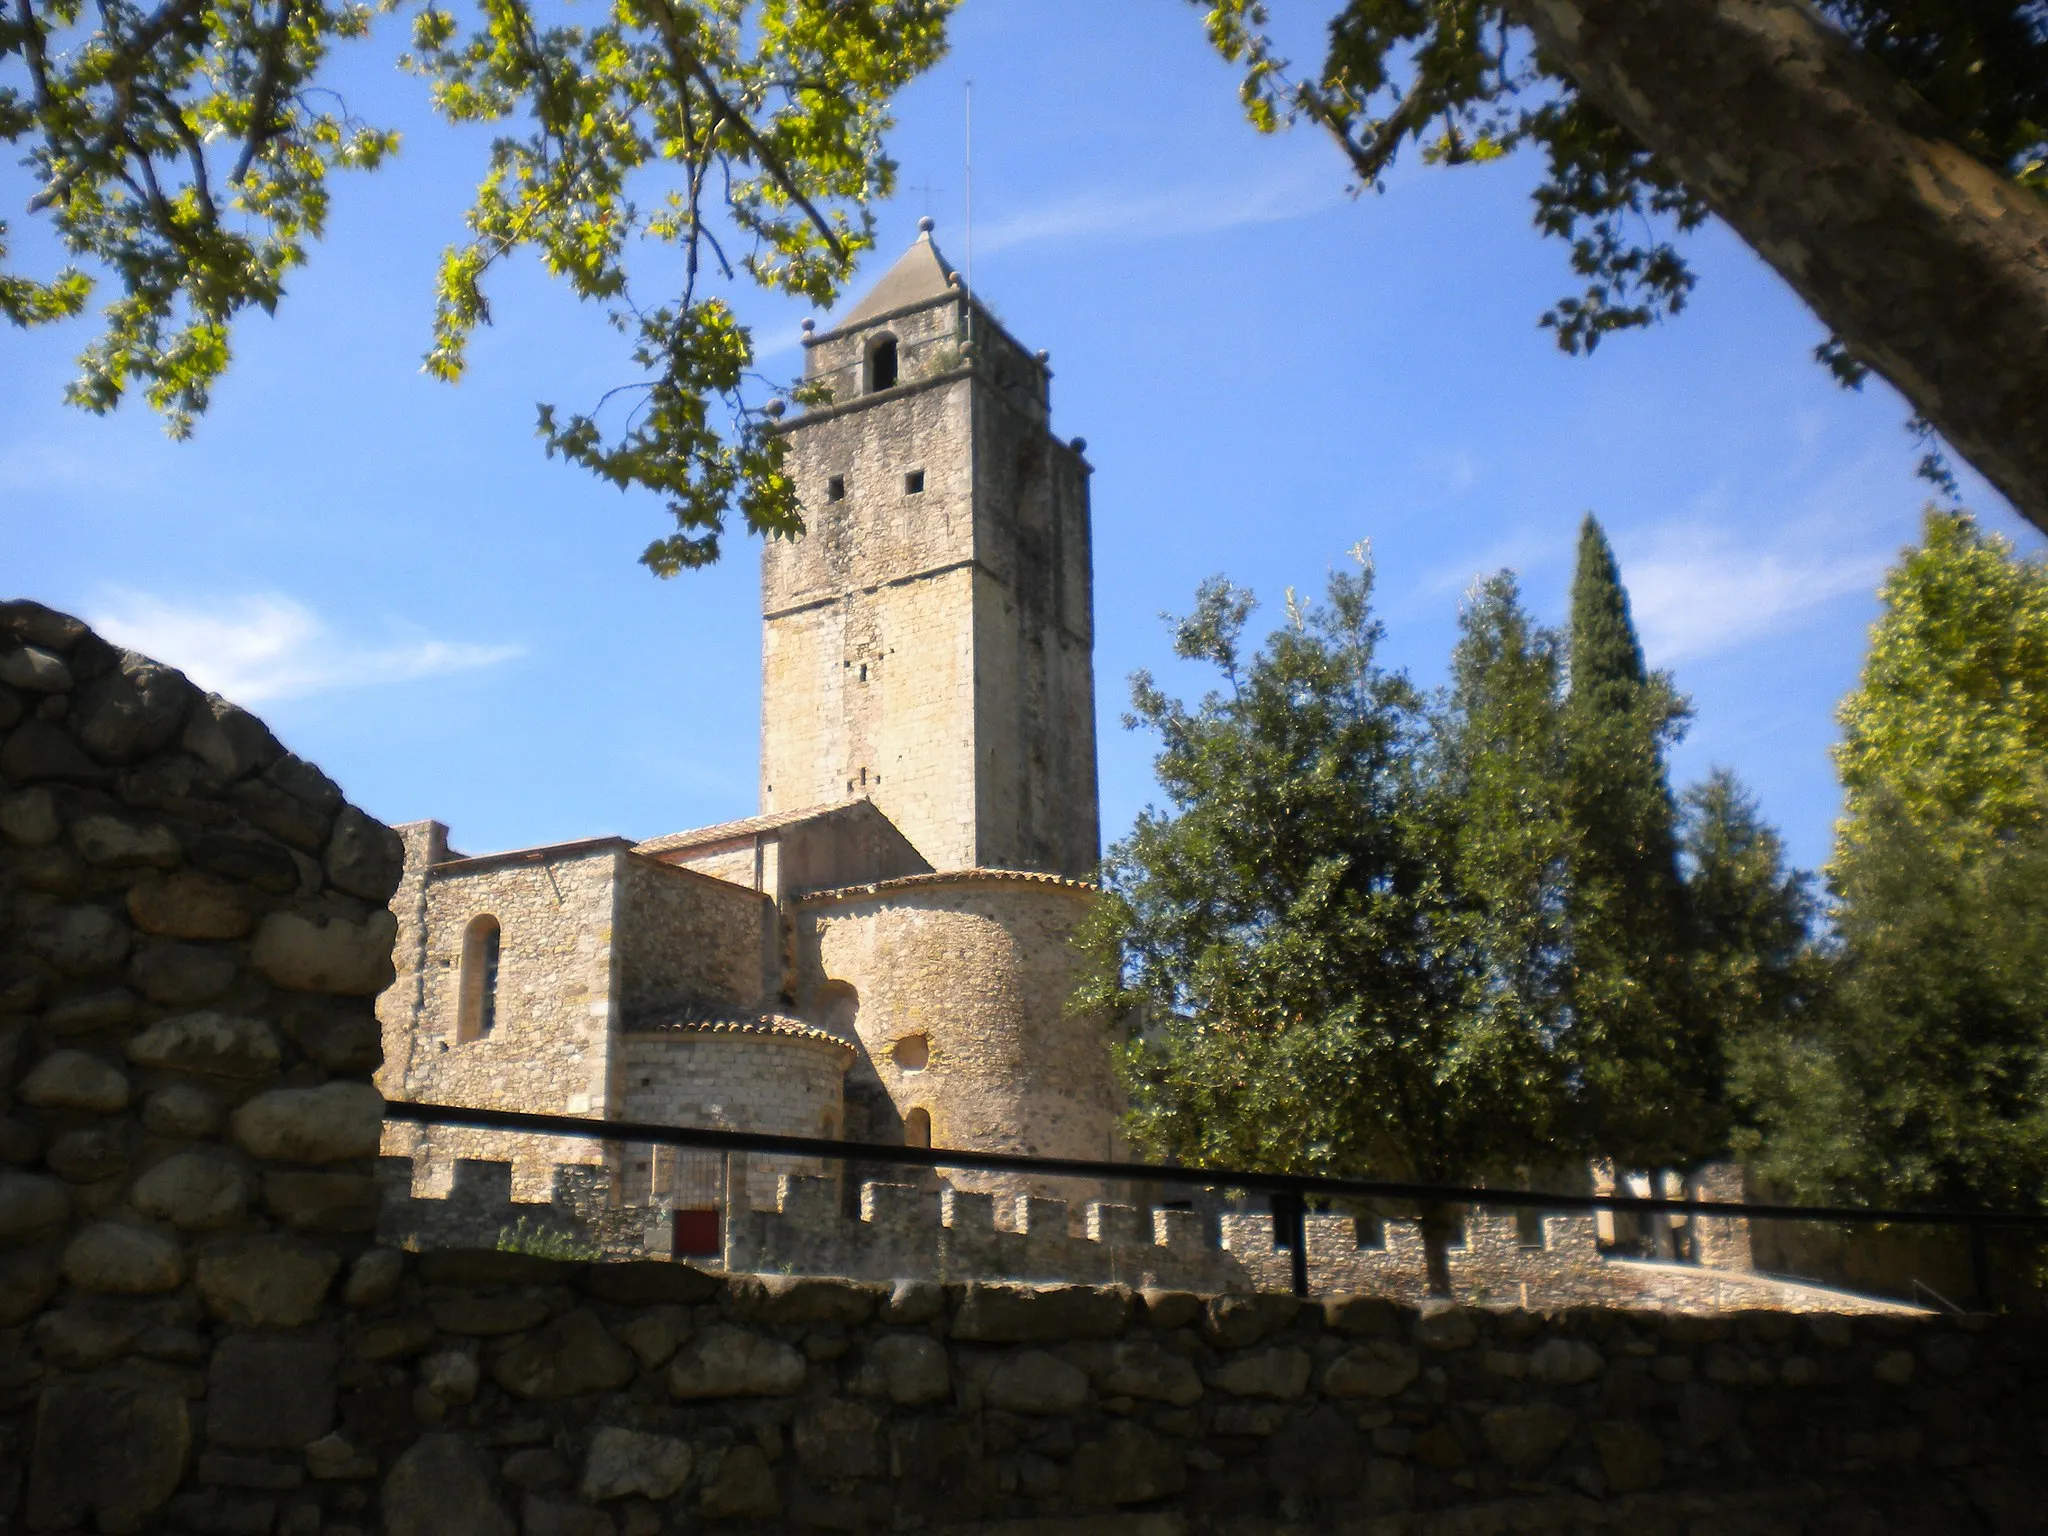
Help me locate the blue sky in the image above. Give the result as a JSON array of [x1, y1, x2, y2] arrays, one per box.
[[4, 1, 2033, 878]]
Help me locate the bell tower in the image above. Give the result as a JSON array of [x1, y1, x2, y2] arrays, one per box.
[[759, 220, 1099, 879]]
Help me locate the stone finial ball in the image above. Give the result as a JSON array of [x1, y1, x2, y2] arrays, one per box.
[[1071, 437, 1087, 453], [764, 399, 786, 419], [947, 271, 961, 287], [1035, 349, 1049, 364], [800, 318, 815, 333], [918, 215, 935, 233]]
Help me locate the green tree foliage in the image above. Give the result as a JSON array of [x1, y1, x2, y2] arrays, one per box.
[[1681, 769, 1817, 1052], [1198, 0, 2045, 355], [1429, 571, 1570, 1049], [1744, 511, 2048, 1209], [1075, 556, 1570, 1291], [2, 0, 950, 570], [1560, 514, 1717, 1167]]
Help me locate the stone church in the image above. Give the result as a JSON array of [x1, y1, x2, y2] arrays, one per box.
[[376, 223, 1120, 1212]]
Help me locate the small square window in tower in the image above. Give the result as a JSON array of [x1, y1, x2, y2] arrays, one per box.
[[904, 470, 924, 495], [827, 475, 846, 502]]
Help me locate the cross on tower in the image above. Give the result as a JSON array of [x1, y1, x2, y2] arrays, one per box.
[[904, 178, 943, 216]]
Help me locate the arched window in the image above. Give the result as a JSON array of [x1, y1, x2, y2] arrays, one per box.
[[457, 914, 501, 1043], [903, 1107, 932, 1149], [867, 335, 898, 392]]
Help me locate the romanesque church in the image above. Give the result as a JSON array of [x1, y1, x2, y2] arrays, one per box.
[[376, 223, 1119, 1211]]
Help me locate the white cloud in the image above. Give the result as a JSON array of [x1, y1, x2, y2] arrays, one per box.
[[974, 159, 1342, 256], [1625, 533, 1888, 664], [88, 590, 524, 704]]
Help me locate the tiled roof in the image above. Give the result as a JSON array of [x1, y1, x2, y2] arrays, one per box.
[[799, 867, 1099, 906], [625, 1009, 856, 1057], [634, 800, 869, 857], [837, 230, 957, 328]]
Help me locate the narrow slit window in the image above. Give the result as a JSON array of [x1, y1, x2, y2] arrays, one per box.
[[827, 475, 846, 501], [904, 470, 925, 495], [457, 914, 501, 1042]]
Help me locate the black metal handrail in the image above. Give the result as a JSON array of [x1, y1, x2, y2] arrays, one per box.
[[384, 1098, 2048, 1230]]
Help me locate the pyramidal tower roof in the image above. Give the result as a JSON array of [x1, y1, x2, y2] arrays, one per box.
[[838, 220, 957, 327]]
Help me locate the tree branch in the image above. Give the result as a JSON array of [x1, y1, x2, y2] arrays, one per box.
[[1306, 74, 1434, 189], [232, 0, 295, 185], [14, 0, 52, 109], [636, 0, 846, 261]]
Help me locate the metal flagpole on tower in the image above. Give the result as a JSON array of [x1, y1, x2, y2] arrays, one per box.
[[963, 79, 974, 293]]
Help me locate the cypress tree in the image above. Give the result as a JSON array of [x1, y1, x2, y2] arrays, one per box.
[[1562, 514, 1718, 1167]]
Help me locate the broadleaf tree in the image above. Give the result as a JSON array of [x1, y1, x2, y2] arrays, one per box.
[[11, 0, 2048, 562], [1076, 555, 1576, 1294], [1, 0, 951, 571], [1743, 510, 2048, 1209], [1199, 0, 2048, 532]]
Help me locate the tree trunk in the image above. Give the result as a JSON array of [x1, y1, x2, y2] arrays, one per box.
[[1505, 0, 2048, 536], [1420, 1203, 1459, 1297]]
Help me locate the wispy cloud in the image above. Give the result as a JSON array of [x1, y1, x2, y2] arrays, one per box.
[[975, 159, 1342, 257], [1624, 530, 1889, 664], [89, 590, 524, 704]]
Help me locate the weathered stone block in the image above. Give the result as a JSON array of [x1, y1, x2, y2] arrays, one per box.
[[1207, 1346, 1311, 1401], [127, 869, 258, 939], [382, 1433, 514, 1536], [857, 1332, 951, 1405], [1323, 1339, 1420, 1399], [73, 812, 183, 867], [1480, 1403, 1576, 1470], [74, 652, 193, 762], [183, 694, 283, 781], [1200, 1293, 1296, 1349], [986, 1349, 1090, 1413], [1098, 1340, 1203, 1405], [494, 1310, 636, 1400], [1593, 1420, 1664, 1492], [430, 1293, 550, 1336], [343, 1246, 405, 1307], [667, 1324, 806, 1399], [2, 719, 104, 781], [27, 1378, 190, 1532], [21, 1045, 131, 1110], [0, 786, 59, 845], [207, 1335, 341, 1449], [44, 983, 139, 1033], [750, 1272, 881, 1325], [130, 1150, 252, 1230], [196, 1235, 341, 1327], [0, 1170, 70, 1237], [264, 1171, 380, 1231], [793, 1398, 883, 1480], [64, 1220, 185, 1293], [325, 805, 406, 901], [953, 1281, 1132, 1342], [232, 1081, 384, 1163], [250, 909, 397, 995], [698, 1445, 779, 1520], [1528, 1336, 1604, 1385], [129, 1010, 282, 1078]]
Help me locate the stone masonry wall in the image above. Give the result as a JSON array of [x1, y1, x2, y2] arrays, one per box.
[[792, 874, 1121, 1201], [616, 1029, 851, 1211], [378, 839, 620, 1200], [613, 858, 775, 1026], [0, 602, 398, 1532]]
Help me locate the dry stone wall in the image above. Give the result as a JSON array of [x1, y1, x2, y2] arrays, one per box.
[[0, 601, 399, 1533], [9, 605, 2048, 1536]]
